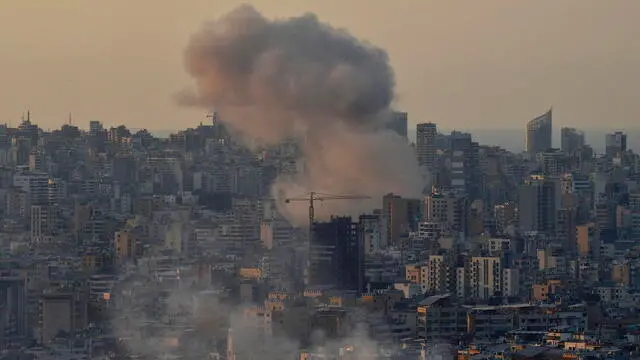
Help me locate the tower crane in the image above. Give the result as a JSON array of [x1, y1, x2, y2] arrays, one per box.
[[284, 191, 371, 231]]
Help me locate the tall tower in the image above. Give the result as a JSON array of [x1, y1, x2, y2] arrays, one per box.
[[416, 122, 438, 169], [308, 216, 364, 292], [518, 175, 559, 236], [525, 108, 553, 155], [605, 131, 627, 158]]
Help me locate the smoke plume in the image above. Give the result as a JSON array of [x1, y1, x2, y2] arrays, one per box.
[[179, 5, 425, 225]]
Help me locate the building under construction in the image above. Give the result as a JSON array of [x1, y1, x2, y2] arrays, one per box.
[[307, 216, 365, 293]]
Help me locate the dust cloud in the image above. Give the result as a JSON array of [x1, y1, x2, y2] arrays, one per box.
[[178, 4, 425, 225]]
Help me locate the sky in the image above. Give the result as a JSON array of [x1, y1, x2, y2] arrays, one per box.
[[0, 0, 639, 131]]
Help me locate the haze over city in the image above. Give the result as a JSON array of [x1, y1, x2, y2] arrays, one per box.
[[3, 2, 640, 360], [1, 0, 640, 132]]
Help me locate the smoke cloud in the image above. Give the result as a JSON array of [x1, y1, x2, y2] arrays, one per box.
[[179, 4, 425, 225]]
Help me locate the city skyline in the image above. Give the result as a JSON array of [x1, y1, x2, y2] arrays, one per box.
[[9, 113, 640, 155], [4, 3, 640, 359], [1, 0, 640, 130]]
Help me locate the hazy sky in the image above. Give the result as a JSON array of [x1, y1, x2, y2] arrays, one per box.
[[1, 0, 638, 131]]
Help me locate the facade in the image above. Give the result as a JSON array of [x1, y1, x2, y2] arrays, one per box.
[[525, 109, 553, 155], [560, 127, 585, 153], [416, 122, 438, 169], [424, 191, 466, 234], [605, 131, 627, 158], [518, 175, 559, 236], [423, 255, 449, 294], [469, 257, 503, 301], [308, 216, 364, 292], [382, 193, 422, 248], [0, 277, 27, 339], [445, 131, 480, 197], [40, 293, 87, 343], [359, 213, 383, 253]]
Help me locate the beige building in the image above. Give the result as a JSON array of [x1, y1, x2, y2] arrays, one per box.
[[470, 257, 502, 301], [576, 222, 597, 256], [531, 280, 562, 301]]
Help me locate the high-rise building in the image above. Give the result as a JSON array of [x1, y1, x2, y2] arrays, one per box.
[[359, 212, 383, 253], [605, 131, 627, 158], [525, 109, 553, 155], [469, 256, 503, 301], [518, 175, 559, 236], [28, 148, 47, 172], [13, 172, 50, 206], [0, 277, 27, 338], [47, 178, 66, 206], [560, 127, 585, 154], [446, 131, 480, 198], [423, 255, 449, 294], [308, 216, 364, 292], [17, 114, 39, 144], [382, 194, 422, 247], [536, 151, 569, 177], [555, 208, 577, 253], [89, 120, 103, 137], [424, 191, 466, 234], [502, 268, 520, 297], [494, 202, 517, 235], [112, 153, 137, 184], [576, 223, 598, 257], [30, 205, 57, 241], [416, 122, 438, 169], [386, 111, 408, 140]]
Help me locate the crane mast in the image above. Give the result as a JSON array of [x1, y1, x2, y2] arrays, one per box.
[[285, 191, 371, 229]]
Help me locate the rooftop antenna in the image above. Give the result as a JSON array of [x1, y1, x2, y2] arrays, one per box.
[[68, 112, 73, 125]]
